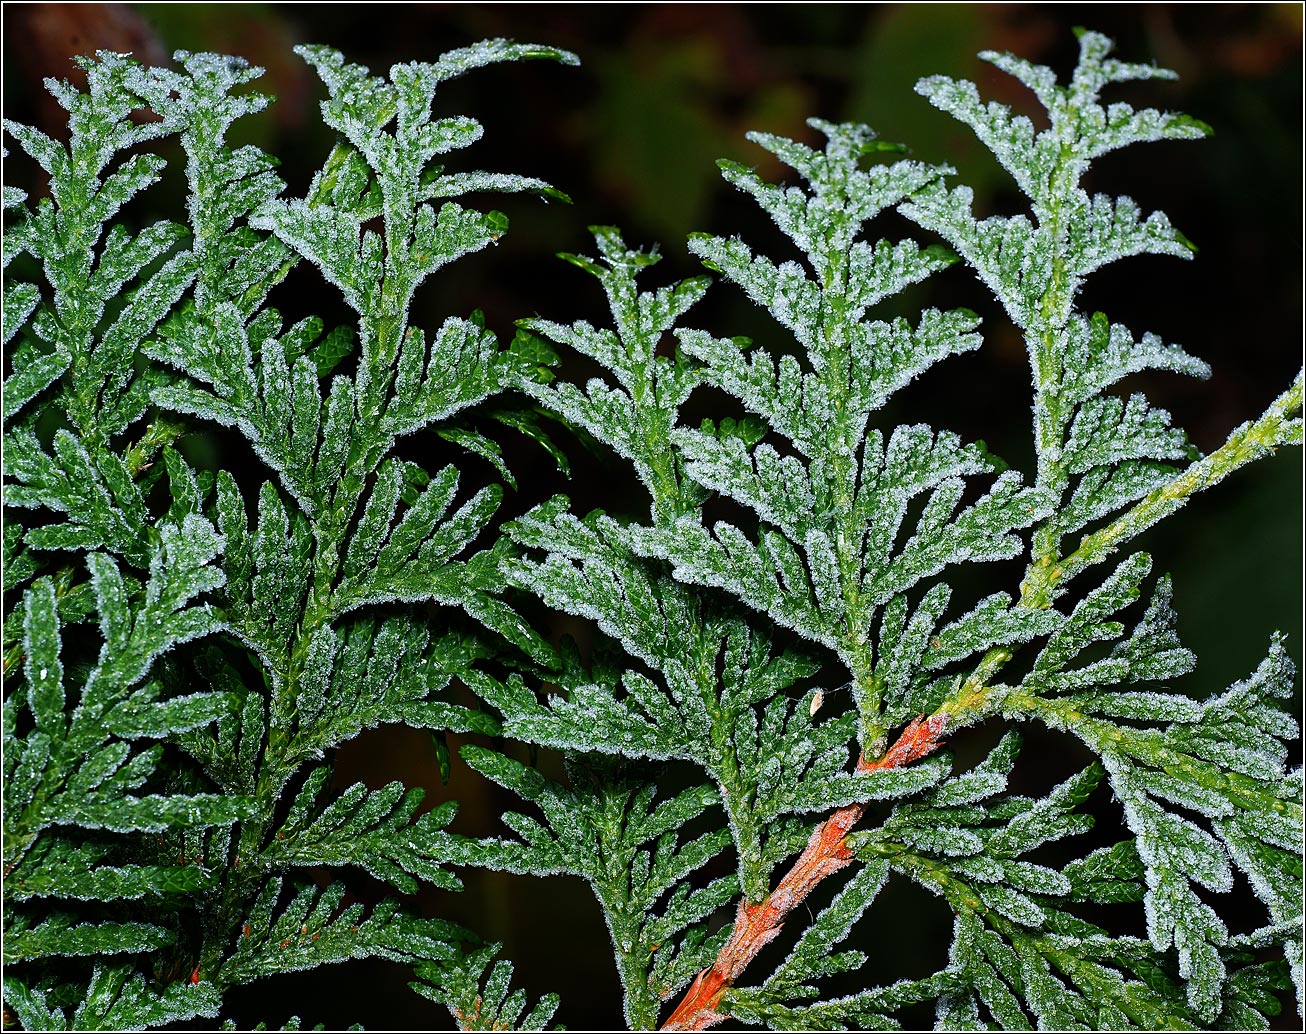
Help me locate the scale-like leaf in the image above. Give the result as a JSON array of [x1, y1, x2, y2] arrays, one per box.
[[263, 773, 462, 893], [219, 879, 465, 985], [412, 945, 562, 1031], [3, 965, 221, 1031]]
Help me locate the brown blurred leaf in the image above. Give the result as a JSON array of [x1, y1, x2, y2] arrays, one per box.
[[7, 2, 168, 139]]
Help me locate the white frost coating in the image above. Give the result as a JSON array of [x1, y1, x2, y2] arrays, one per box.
[[675, 135, 1054, 666], [7, 31, 1277, 1029]]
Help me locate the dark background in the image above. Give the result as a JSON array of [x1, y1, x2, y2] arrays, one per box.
[[4, 3, 1302, 1029]]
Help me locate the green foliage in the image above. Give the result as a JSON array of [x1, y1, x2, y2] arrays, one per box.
[[412, 943, 561, 1031], [4, 963, 223, 1031], [4, 38, 574, 1029], [468, 28, 1299, 1032], [2, 26, 1300, 1033], [217, 879, 464, 986], [429, 751, 736, 1028]]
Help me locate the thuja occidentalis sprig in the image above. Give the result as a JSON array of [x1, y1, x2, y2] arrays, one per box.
[[2, 25, 1299, 1033], [3, 38, 580, 1030]]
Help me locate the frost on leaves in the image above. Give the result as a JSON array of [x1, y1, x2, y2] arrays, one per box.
[[495, 29, 1300, 1033], [3, 39, 574, 1029], [2, 27, 1301, 1034]]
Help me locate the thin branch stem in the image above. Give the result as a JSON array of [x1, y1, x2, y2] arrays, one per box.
[[661, 713, 949, 1031], [1057, 371, 1303, 587]]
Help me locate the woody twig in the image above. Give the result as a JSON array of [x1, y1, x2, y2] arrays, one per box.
[[662, 713, 949, 1031]]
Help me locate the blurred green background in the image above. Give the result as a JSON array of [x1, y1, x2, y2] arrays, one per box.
[[4, 3, 1302, 1029]]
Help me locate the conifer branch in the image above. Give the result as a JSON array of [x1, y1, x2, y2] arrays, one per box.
[[3, 39, 575, 1027], [663, 714, 948, 1030], [1056, 372, 1304, 589], [3, 25, 1298, 1031]]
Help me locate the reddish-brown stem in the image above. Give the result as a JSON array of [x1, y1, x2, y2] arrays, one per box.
[[661, 713, 948, 1031]]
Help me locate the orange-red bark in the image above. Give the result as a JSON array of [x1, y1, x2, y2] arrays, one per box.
[[661, 713, 948, 1031]]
